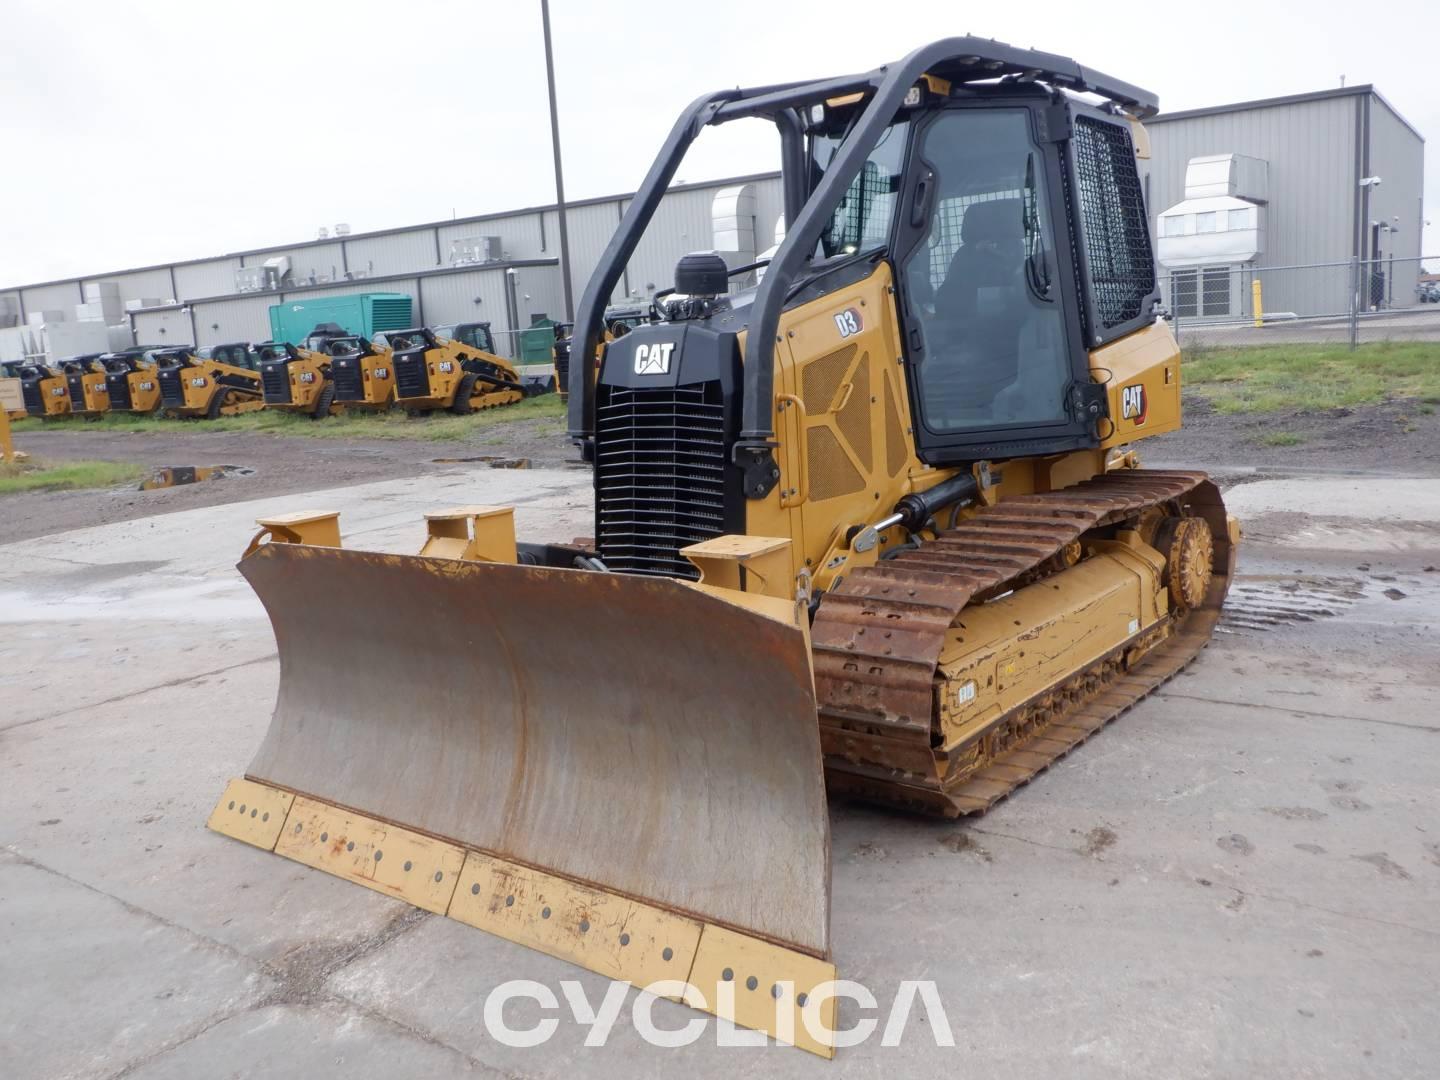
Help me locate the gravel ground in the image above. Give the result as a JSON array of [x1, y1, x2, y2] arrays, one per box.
[[5, 391, 1438, 546]]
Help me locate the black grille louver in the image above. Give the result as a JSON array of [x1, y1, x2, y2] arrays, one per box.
[[260, 362, 292, 404], [158, 367, 185, 407], [595, 382, 729, 579], [394, 350, 430, 399], [106, 374, 132, 410], [21, 379, 43, 412], [331, 357, 364, 401], [67, 375, 87, 408], [1069, 114, 1157, 336]]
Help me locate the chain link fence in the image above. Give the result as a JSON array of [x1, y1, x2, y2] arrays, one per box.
[[1166, 256, 1440, 348]]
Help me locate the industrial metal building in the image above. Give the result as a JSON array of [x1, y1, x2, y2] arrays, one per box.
[[1, 82, 1425, 357], [1146, 85, 1425, 320], [0, 174, 783, 361]]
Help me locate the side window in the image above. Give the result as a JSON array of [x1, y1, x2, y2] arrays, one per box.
[[815, 121, 909, 259], [902, 109, 1073, 436]]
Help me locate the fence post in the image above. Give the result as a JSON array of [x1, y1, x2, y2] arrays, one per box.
[[1348, 256, 1360, 350]]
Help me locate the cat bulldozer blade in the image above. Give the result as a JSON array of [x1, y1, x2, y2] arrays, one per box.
[[153, 346, 264, 419], [17, 360, 73, 419], [323, 334, 396, 411], [210, 38, 1238, 1057], [390, 323, 525, 415], [60, 354, 112, 419]]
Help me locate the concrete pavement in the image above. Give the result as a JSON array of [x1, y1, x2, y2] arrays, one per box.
[[2, 465, 1438, 1078]]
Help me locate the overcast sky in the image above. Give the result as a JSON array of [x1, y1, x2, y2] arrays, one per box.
[[2, 0, 1437, 285]]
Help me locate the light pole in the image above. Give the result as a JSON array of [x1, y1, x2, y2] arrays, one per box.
[[540, 0, 573, 324]]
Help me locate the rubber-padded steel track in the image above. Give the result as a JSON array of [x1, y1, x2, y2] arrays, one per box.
[[812, 469, 1234, 817]]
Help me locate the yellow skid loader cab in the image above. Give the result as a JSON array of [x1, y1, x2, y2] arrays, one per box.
[[153, 346, 264, 419], [212, 38, 1237, 1056], [100, 347, 165, 413], [390, 324, 525, 415], [254, 341, 339, 418], [324, 335, 395, 410], [60, 354, 111, 419], [18, 361, 72, 419]]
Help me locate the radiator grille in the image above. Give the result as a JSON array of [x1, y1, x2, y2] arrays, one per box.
[[21, 379, 42, 411], [394, 352, 430, 399], [106, 374, 132, 410], [331, 357, 364, 400], [260, 362, 292, 404], [158, 368, 185, 408], [595, 382, 728, 579], [1071, 115, 1156, 330], [67, 375, 87, 409]]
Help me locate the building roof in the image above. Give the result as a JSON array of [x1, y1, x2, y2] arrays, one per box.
[[1150, 84, 1423, 143], [2, 171, 783, 295]]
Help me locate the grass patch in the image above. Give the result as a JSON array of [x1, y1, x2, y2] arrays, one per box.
[[0, 456, 144, 494], [1255, 431, 1305, 448], [30, 394, 566, 443], [1183, 341, 1440, 414]]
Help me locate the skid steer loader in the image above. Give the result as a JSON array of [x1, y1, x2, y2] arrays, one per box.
[[18, 361, 73, 419], [390, 324, 525, 415], [101, 347, 166, 413], [323, 334, 396, 411], [254, 341, 340, 418], [209, 38, 1237, 1056], [154, 346, 264, 419], [61, 354, 112, 419]]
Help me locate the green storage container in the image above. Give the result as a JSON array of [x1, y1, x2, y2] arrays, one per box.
[[268, 293, 412, 345]]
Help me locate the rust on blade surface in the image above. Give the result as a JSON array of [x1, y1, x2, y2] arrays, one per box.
[[239, 544, 831, 957], [813, 469, 1234, 816]]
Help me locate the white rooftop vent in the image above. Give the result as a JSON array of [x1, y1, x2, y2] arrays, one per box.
[[317, 226, 330, 239], [335, 223, 351, 237], [1157, 155, 1267, 269]]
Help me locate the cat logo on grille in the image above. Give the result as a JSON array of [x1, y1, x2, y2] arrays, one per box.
[[634, 341, 675, 375]]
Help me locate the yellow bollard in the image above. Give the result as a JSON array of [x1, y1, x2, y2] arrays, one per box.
[[1252, 279, 1264, 329]]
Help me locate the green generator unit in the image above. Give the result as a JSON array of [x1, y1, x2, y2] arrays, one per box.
[[268, 293, 412, 345]]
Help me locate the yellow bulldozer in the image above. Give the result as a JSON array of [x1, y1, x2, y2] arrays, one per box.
[[323, 334, 396, 411], [61, 354, 113, 419], [390, 323, 525, 415], [209, 38, 1236, 1056], [17, 360, 73, 419], [153, 346, 264, 418]]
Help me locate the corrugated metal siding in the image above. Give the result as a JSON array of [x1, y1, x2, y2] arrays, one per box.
[[19, 282, 84, 318], [191, 296, 275, 346], [342, 232, 440, 278], [752, 175, 786, 250], [555, 201, 627, 305], [625, 187, 721, 298], [174, 258, 243, 300], [418, 270, 513, 353], [132, 309, 192, 345], [1366, 94, 1426, 304], [98, 268, 175, 304], [510, 265, 566, 328], [1147, 96, 1360, 315]]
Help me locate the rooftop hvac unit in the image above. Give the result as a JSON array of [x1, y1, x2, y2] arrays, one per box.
[[236, 256, 293, 293], [335, 223, 351, 237], [450, 236, 504, 267]]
